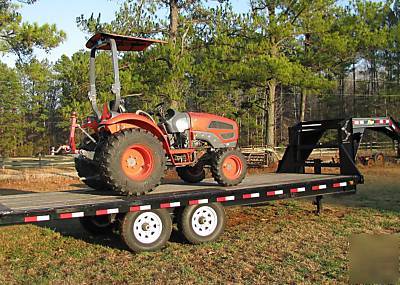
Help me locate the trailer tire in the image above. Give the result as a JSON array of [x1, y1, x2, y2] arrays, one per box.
[[120, 209, 172, 252], [178, 203, 226, 244], [80, 215, 114, 235], [176, 165, 206, 183]]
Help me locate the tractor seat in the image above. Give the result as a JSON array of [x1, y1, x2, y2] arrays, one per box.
[[165, 109, 176, 120], [109, 100, 126, 113]]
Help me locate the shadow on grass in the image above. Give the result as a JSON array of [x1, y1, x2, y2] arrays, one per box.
[[323, 176, 400, 213], [68, 184, 90, 189], [39, 219, 129, 251], [0, 189, 35, 195], [37, 219, 188, 252]]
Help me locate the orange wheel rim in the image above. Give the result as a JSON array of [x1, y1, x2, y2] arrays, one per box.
[[222, 155, 243, 180], [121, 144, 154, 181]]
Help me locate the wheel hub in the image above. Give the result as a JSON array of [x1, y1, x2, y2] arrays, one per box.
[[127, 156, 137, 168], [141, 223, 150, 231], [225, 163, 233, 171]]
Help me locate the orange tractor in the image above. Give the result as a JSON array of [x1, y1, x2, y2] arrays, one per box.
[[69, 33, 247, 195]]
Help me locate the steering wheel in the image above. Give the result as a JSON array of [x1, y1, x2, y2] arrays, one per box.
[[154, 102, 166, 120]]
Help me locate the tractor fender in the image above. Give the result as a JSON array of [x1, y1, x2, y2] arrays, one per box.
[[101, 114, 171, 153]]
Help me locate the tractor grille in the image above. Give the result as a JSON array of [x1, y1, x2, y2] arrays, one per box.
[[208, 121, 234, 130], [221, 132, 235, 139]]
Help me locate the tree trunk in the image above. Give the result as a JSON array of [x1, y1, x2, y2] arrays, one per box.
[[169, 0, 179, 45], [266, 80, 276, 147], [300, 89, 307, 122], [353, 62, 356, 115]]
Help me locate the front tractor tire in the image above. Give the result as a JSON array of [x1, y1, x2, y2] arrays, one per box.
[[100, 129, 166, 196], [176, 164, 206, 184], [211, 149, 247, 186]]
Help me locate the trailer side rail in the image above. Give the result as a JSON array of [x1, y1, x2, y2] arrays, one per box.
[[0, 174, 360, 226]]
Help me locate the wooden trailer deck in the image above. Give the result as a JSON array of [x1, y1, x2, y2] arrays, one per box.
[[0, 173, 356, 215]]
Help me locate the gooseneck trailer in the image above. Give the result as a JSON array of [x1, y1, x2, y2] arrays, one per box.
[[0, 118, 365, 252]]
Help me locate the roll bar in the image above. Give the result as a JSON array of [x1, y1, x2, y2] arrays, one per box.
[[87, 33, 166, 119], [89, 38, 121, 118]]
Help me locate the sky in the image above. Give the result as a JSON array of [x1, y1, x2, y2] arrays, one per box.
[[2, 0, 121, 66], [2, 0, 248, 67]]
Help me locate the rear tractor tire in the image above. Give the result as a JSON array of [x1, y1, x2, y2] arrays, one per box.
[[211, 149, 247, 186], [75, 156, 111, 191], [176, 164, 206, 184], [100, 129, 166, 196]]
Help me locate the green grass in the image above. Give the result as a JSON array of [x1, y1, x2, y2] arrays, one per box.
[[0, 168, 399, 284]]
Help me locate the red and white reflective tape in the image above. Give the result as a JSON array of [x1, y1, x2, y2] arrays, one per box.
[[375, 119, 390, 124], [130, 205, 151, 212], [312, 184, 327, 191], [353, 119, 376, 125], [333, 182, 347, 188], [216, 195, 235, 202], [290, 187, 306, 193], [24, 215, 50, 223], [243, 193, 260, 199], [267, 190, 284, 196], [59, 212, 84, 219], [353, 120, 369, 125], [96, 208, 119, 216], [189, 199, 209, 205], [160, 201, 181, 208]]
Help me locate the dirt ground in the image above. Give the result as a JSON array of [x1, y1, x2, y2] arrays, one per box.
[[0, 165, 398, 284], [0, 165, 277, 193]]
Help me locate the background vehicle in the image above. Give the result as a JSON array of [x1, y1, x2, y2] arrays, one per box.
[[69, 33, 247, 195]]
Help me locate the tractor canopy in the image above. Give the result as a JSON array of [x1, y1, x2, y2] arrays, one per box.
[[86, 33, 166, 119], [86, 32, 167, 52]]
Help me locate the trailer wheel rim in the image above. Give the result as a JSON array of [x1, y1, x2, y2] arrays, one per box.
[[191, 206, 218, 237], [133, 212, 163, 244], [121, 144, 154, 181], [222, 155, 243, 180]]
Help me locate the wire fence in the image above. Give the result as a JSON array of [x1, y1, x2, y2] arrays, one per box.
[[0, 155, 75, 169], [0, 141, 398, 170]]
